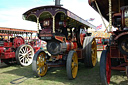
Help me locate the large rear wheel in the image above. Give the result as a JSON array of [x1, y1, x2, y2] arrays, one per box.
[[100, 50, 111, 85], [66, 50, 78, 79], [32, 50, 48, 77], [83, 37, 97, 67]]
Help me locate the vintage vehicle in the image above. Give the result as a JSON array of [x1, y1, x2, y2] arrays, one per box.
[[23, 0, 97, 79], [0, 27, 40, 66], [89, 0, 128, 85]]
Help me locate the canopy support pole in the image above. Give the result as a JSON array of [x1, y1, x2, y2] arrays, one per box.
[[37, 17, 39, 33], [109, 0, 112, 32], [53, 16, 55, 33], [26, 33, 28, 43], [94, 0, 108, 32], [8, 31, 9, 41], [31, 33, 32, 40]]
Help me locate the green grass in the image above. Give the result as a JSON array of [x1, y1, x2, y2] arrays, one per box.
[[0, 51, 127, 85], [0, 64, 101, 85]]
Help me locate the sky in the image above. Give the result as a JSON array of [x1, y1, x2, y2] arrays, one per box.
[[0, 0, 109, 31]]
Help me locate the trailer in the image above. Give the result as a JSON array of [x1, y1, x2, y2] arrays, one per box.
[[0, 27, 40, 66]]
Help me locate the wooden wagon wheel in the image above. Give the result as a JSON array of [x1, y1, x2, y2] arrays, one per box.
[[32, 50, 48, 77], [66, 50, 78, 79], [100, 50, 111, 85], [16, 44, 34, 66], [83, 36, 97, 67]]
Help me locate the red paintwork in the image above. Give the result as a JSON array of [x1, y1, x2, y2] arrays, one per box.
[[39, 33, 52, 37], [80, 33, 85, 46], [111, 63, 126, 71], [76, 49, 83, 59], [54, 35, 78, 52], [33, 46, 40, 53], [109, 45, 127, 71], [0, 47, 4, 54], [114, 32, 128, 40], [106, 52, 111, 84], [0, 52, 15, 59], [66, 40, 77, 51], [13, 37, 25, 48], [0, 37, 41, 60], [4, 42, 12, 47], [55, 36, 66, 42], [0, 37, 25, 59]]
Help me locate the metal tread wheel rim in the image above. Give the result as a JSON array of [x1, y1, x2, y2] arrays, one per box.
[[32, 50, 48, 77], [83, 37, 97, 67], [100, 50, 111, 85], [67, 51, 78, 79]]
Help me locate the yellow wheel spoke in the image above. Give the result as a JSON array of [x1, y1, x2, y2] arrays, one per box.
[[72, 52, 78, 78], [37, 67, 41, 72], [72, 62, 74, 68], [92, 47, 96, 50], [91, 39, 97, 66], [92, 52, 95, 57], [92, 41, 94, 44]]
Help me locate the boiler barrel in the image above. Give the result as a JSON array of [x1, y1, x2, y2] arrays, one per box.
[[47, 40, 77, 55], [66, 40, 77, 51]]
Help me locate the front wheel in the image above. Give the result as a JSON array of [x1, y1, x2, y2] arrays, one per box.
[[100, 50, 111, 85], [66, 50, 78, 79], [32, 50, 48, 77]]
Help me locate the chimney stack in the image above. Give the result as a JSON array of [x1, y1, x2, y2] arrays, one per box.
[[55, 0, 63, 6]]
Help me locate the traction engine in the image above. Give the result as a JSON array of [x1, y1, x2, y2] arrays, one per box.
[[100, 6, 128, 85], [0, 34, 39, 66], [23, 4, 97, 79]]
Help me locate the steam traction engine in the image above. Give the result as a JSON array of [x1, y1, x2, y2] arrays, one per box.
[[0, 28, 40, 66], [89, 0, 128, 85], [23, 5, 97, 79]]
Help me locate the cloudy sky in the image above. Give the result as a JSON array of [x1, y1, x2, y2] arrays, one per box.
[[0, 0, 109, 31]]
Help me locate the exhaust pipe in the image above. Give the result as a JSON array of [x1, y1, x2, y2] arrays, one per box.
[[55, 0, 63, 6]]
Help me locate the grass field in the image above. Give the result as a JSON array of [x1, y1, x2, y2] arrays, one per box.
[[0, 51, 128, 85]]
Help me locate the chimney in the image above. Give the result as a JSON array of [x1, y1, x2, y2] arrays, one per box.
[[55, 0, 63, 6]]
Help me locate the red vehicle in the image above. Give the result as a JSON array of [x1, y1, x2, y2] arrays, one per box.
[[23, 0, 97, 79], [89, 0, 128, 85], [0, 27, 40, 66]]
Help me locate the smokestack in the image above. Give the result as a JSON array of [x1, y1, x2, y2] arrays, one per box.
[[55, 0, 63, 6]]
